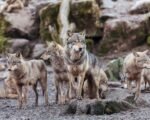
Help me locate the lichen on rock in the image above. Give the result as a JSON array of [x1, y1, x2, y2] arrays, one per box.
[[0, 14, 10, 52]]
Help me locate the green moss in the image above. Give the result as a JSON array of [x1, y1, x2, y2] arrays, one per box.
[[39, 3, 60, 43], [99, 42, 109, 54], [0, 14, 10, 53], [147, 36, 150, 45], [86, 39, 94, 52], [69, 0, 100, 32]]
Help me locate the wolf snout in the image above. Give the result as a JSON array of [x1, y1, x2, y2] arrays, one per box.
[[74, 46, 83, 52], [79, 47, 82, 52]]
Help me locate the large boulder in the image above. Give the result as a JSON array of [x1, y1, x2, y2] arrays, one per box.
[[31, 43, 46, 59], [97, 0, 150, 54], [99, 14, 149, 54], [39, 2, 60, 42], [64, 87, 137, 115], [0, 0, 51, 40], [7, 39, 32, 57], [39, 0, 100, 43]]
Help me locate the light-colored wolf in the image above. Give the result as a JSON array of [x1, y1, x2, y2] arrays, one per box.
[[6, 52, 48, 108], [123, 50, 149, 100], [41, 41, 71, 104], [64, 31, 108, 99]]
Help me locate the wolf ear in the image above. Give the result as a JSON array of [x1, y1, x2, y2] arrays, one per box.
[[67, 30, 73, 37], [52, 41, 57, 48], [80, 30, 86, 37], [16, 51, 22, 58], [133, 51, 139, 57], [143, 50, 149, 55]]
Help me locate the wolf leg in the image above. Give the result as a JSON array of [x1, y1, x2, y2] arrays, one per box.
[[16, 85, 23, 109], [77, 73, 85, 100], [134, 79, 141, 101], [127, 79, 132, 93], [55, 80, 59, 104], [69, 75, 74, 99], [22, 86, 28, 106], [39, 70, 49, 106], [32, 83, 38, 107]]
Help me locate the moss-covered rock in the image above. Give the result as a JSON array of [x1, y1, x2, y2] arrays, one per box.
[[86, 39, 94, 52], [99, 18, 147, 54], [39, 3, 61, 43], [39, 0, 100, 44], [70, 0, 100, 37], [0, 14, 10, 52], [147, 36, 150, 45]]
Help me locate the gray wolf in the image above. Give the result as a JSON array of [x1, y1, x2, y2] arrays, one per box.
[[6, 52, 48, 108], [41, 41, 70, 104], [123, 50, 149, 100], [64, 31, 108, 99]]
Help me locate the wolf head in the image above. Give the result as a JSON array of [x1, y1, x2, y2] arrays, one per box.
[[65, 31, 86, 62], [6, 52, 23, 72], [41, 41, 63, 61], [133, 50, 149, 67]]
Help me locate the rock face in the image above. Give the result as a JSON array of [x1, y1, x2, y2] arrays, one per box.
[[39, 0, 100, 43], [31, 43, 46, 58], [0, 0, 150, 55], [7, 39, 31, 57], [64, 87, 138, 115], [99, 0, 150, 54], [1, 2, 40, 40]]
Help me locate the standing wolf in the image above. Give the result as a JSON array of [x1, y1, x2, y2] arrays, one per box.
[[41, 41, 71, 104], [6, 52, 49, 108], [64, 31, 108, 99], [123, 50, 149, 100]]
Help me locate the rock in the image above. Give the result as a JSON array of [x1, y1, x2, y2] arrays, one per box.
[[0, 14, 10, 53], [129, 0, 150, 14], [105, 57, 123, 81], [0, 0, 51, 40], [32, 43, 46, 58], [39, 2, 60, 42], [147, 36, 150, 45], [99, 15, 149, 54], [64, 87, 136, 115], [97, 0, 150, 54], [70, 0, 100, 37], [39, 0, 100, 43], [7, 39, 31, 57], [3, 8, 39, 40]]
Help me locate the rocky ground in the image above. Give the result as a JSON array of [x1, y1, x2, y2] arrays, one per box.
[[0, 55, 150, 120]]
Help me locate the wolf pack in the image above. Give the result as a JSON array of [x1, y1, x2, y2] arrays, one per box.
[[2, 31, 150, 109]]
